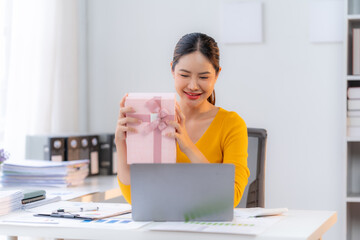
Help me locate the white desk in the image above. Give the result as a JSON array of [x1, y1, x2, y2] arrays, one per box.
[[0, 176, 337, 240], [0, 210, 336, 240]]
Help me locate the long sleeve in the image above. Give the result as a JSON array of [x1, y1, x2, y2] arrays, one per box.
[[118, 177, 132, 204], [221, 112, 250, 207]]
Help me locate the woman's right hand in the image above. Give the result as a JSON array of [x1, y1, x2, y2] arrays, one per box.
[[115, 94, 141, 146]]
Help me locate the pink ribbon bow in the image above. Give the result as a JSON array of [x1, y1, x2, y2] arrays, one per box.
[[143, 98, 170, 134]]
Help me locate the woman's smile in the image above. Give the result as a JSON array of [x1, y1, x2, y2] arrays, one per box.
[[184, 91, 202, 100]]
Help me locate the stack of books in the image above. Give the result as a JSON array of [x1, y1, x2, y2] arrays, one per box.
[[348, 87, 360, 136], [1, 159, 89, 187], [0, 190, 24, 216]]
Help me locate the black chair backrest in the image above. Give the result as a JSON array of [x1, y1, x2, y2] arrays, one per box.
[[236, 128, 267, 208]]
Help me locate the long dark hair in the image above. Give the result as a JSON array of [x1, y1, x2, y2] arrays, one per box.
[[172, 33, 220, 105]]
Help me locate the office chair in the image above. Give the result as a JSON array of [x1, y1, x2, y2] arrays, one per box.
[[237, 128, 267, 208]]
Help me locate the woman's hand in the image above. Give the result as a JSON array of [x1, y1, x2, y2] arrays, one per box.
[[166, 102, 209, 163], [115, 94, 141, 146], [166, 102, 195, 155], [115, 93, 142, 185]]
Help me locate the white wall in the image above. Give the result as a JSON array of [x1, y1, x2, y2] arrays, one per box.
[[87, 0, 344, 239]]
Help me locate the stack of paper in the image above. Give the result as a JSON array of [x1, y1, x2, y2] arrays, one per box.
[[149, 216, 283, 235], [348, 87, 360, 136], [149, 208, 287, 235], [1, 159, 89, 187], [0, 190, 24, 216]]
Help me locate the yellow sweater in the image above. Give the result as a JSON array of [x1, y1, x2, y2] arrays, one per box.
[[118, 107, 250, 208]]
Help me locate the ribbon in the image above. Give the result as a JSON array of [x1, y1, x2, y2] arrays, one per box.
[[129, 97, 174, 163], [144, 97, 171, 133]]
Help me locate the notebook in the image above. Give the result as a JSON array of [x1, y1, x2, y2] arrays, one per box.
[[130, 163, 234, 221]]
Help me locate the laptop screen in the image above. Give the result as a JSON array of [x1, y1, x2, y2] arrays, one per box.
[[130, 163, 234, 222]]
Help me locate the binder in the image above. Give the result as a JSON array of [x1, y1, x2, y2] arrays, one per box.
[[79, 136, 90, 160], [78, 135, 92, 175], [99, 134, 117, 175], [66, 136, 80, 161], [88, 135, 100, 176], [49, 138, 66, 162], [26, 135, 66, 162]]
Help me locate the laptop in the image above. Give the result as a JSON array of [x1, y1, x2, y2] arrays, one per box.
[[130, 163, 234, 221]]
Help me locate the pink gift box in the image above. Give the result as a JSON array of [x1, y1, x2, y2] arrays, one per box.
[[125, 93, 176, 164]]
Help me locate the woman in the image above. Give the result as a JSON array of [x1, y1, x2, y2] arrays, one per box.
[[115, 33, 249, 207]]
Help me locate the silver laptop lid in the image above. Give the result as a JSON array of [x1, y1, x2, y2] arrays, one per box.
[[130, 163, 234, 222]]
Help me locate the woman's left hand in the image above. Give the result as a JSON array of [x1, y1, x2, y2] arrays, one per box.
[[166, 102, 195, 155]]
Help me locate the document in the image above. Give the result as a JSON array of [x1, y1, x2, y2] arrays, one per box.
[[0, 190, 24, 216], [34, 208, 131, 220], [74, 215, 149, 230], [2, 211, 149, 230], [1, 159, 89, 187], [2, 202, 148, 230], [29, 201, 133, 220], [45, 189, 98, 201], [2, 214, 60, 225], [149, 216, 284, 235], [28, 200, 122, 211]]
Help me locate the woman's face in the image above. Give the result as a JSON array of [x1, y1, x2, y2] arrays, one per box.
[[172, 51, 219, 108]]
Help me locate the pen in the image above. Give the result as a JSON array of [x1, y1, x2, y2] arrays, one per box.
[[34, 209, 132, 220], [50, 213, 80, 218], [54, 206, 99, 213]]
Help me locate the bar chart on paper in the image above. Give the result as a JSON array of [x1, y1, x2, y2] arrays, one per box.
[[149, 216, 284, 235], [79, 217, 149, 229]]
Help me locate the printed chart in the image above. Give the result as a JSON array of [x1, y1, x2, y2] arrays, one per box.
[[149, 216, 284, 235], [78, 216, 149, 229]]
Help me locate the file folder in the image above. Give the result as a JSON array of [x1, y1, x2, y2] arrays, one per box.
[[78, 135, 94, 176], [99, 134, 117, 175], [49, 138, 66, 162], [67, 136, 80, 161], [89, 135, 100, 176], [79, 136, 90, 160]]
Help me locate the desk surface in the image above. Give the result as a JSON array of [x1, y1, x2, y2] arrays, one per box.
[[0, 176, 337, 240], [0, 210, 336, 240]]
